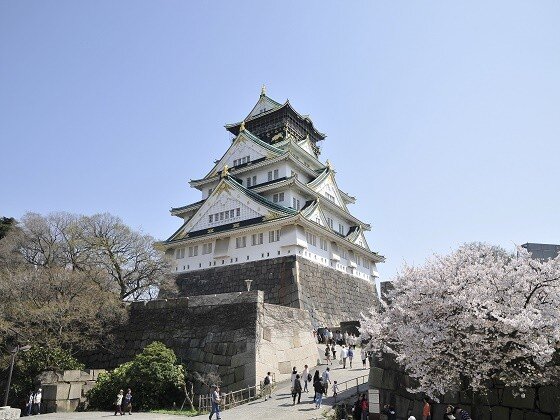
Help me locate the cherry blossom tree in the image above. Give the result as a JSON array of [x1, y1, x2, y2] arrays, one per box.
[[361, 242, 560, 398]]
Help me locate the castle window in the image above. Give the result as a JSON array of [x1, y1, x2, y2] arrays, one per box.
[[306, 232, 317, 247], [269, 229, 280, 243], [292, 198, 301, 211], [327, 217, 333, 229], [324, 192, 335, 202], [175, 248, 185, 259], [202, 243, 213, 254], [251, 233, 264, 246], [236, 208, 240, 217], [188, 246, 198, 257], [320, 238, 328, 251], [272, 192, 284, 203], [209, 215, 213, 223], [338, 223, 344, 235], [236, 236, 247, 248]]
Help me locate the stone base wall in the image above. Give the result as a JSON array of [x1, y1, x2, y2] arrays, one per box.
[[80, 291, 318, 394], [37, 369, 105, 413], [168, 256, 379, 328], [255, 303, 319, 384], [0, 407, 21, 420], [84, 292, 261, 392], [369, 354, 560, 420]]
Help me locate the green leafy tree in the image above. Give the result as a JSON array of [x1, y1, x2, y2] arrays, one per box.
[[87, 342, 185, 410]]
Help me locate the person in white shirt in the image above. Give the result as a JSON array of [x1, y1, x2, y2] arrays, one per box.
[[341, 346, 349, 369], [32, 388, 42, 415], [302, 365, 310, 393], [321, 367, 331, 395], [361, 348, 368, 368]]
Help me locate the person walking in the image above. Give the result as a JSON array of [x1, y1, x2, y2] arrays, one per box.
[[331, 343, 337, 362], [114, 389, 124, 415], [262, 372, 272, 401], [313, 376, 324, 409], [32, 388, 42, 415], [324, 345, 331, 365], [341, 345, 349, 369], [422, 397, 431, 420], [290, 366, 298, 393], [361, 348, 367, 369], [348, 346, 354, 368], [123, 389, 132, 415], [360, 394, 369, 420], [26, 391, 34, 416], [321, 367, 331, 395], [444, 405, 456, 420], [332, 381, 338, 398], [209, 385, 221, 420], [292, 374, 302, 405], [302, 365, 310, 393], [312, 371, 321, 402]]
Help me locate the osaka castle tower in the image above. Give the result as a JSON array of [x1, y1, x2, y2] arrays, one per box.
[[160, 87, 384, 326]]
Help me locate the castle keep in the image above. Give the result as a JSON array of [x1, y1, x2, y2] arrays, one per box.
[[82, 89, 384, 394], [160, 87, 384, 327]]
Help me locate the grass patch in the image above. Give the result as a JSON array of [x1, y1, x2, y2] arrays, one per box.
[[150, 409, 199, 416]]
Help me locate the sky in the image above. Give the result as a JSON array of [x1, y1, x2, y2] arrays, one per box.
[[1, 1, 559, 281]]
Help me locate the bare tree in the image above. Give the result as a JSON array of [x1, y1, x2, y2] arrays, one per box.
[[1, 212, 170, 301], [0, 265, 126, 352], [81, 213, 169, 300]]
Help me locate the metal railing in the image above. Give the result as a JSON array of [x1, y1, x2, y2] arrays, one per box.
[[197, 376, 277, 413], [332, 374, 369, 403]]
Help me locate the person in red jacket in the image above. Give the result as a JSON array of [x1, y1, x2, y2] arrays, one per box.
[[422, 397, 431, 420], [360, 394, 368, 420]]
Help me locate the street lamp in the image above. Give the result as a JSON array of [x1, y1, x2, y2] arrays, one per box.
[[244, 279, 253, 291], [2, 344, 31, 407]]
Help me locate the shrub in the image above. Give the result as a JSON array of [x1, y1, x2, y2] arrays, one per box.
[[87, 342, 185, 410]]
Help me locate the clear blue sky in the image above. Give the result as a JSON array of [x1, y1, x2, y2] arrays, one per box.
[[1, 1, 559, 280]]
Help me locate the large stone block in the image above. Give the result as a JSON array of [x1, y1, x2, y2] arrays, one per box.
[[490, 406, 510, 420], [502, 388, 535, 410], [42, 383, 70, 400], [54, 399, 80, 412], [538, 386, 560, 414], [510, 409, 524, 420], [68, 383, 82, 400], [0, 407, 21, 420], [61, 370, 82, 381], [369, 367, 384, 389]]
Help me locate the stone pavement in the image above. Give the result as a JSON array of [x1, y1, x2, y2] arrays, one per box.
[[37, 346, 370, 420]]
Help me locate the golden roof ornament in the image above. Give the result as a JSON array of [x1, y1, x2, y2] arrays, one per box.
[[326, 159, 331, 169], [221, 165, 229, 177], [240, 120, 246, 132], [261, 84, 266, 96]]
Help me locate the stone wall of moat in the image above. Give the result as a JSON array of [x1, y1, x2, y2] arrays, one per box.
[[369, 353, 560, 420]]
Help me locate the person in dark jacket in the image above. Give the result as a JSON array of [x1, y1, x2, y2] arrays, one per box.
[[382, 403, 397, 420], [292, 374, 302, 405], [313, 376, 324, 409]]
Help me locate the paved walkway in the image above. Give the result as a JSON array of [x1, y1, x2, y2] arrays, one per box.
[[37, 346, 370, 420]]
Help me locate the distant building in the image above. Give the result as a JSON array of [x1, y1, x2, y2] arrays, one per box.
[[521, 243, 560, 260]]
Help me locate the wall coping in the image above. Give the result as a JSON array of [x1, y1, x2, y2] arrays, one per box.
[[130, 290, 264, 311]]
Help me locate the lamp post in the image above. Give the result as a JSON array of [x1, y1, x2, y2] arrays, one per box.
[[244, 279, 253, 291], [2, 344, 31, 407]]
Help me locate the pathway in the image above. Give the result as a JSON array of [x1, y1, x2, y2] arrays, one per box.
[[37, 346, 370, 420]]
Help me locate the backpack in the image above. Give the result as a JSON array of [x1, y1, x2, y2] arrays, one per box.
[[263, 376, 270, 386], [307, 373, 312, 382]]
